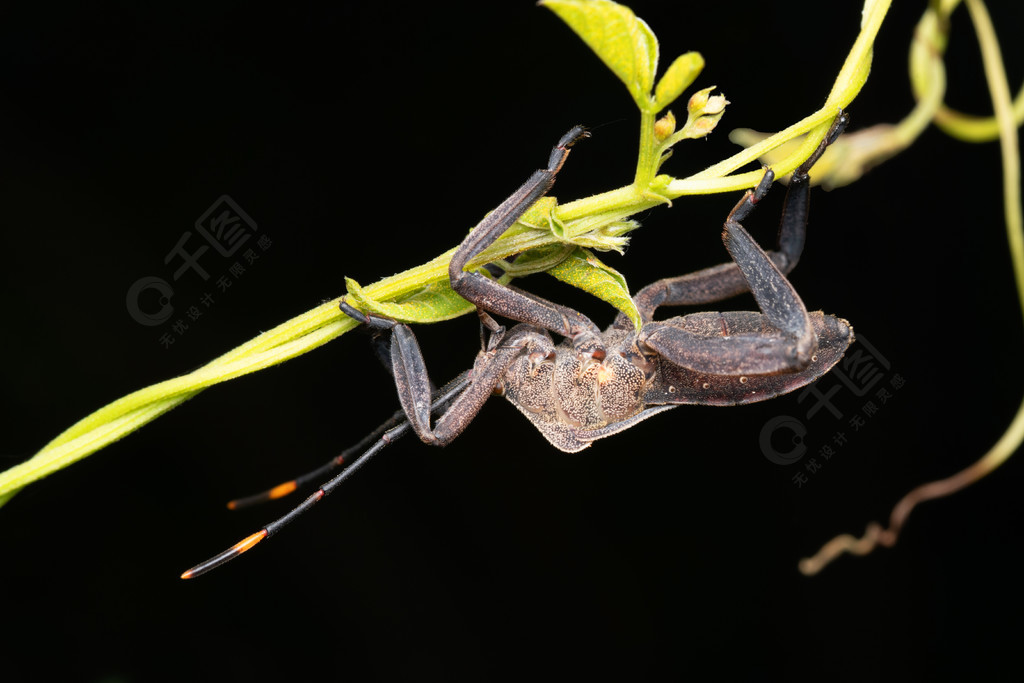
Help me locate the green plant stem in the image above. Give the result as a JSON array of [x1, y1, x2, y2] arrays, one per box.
[[0, 302, 355, 507], [800, 0, 1024, 575], [967, 0, 1023, 302], [634, 110, 658, 188], [674, 0, 890, 194]]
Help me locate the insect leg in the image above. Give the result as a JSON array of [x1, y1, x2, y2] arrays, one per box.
[[626, 111, 850, 324], [340, 302, 543, 446], [427, 325, 551, 445], [719, 174, 816, 358], [640, 204, 823, 376], [447, 127, 605, 357], [639, 113, 852, 376], [773, 110, 849, 271]]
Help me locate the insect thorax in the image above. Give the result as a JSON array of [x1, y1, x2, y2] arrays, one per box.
[[497, 327, 653, 451]]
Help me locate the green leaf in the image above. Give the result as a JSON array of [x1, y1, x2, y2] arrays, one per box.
[[345, 277, 475, 323], [653, 52, 704, 113], [542, 0, 658, 111], [545, 248, 641, 331], [516, 196, 558, 231]]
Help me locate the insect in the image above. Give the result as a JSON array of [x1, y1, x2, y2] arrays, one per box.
[[181, 112, 853, 578]]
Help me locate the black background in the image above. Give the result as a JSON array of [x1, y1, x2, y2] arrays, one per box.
[[3, 1, 1023, 681]]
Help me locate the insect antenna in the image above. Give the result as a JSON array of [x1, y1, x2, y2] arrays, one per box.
[[225, 408, 406, 510], [180, 371, 471, 579]]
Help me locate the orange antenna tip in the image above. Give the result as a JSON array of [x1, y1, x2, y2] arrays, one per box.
[[180, 530, 268, 579], [269, 481, 298, 500]]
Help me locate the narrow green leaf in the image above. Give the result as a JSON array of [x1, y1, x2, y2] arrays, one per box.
[[653, 52, 704, 113], [542, 0, 658, 111], [546, 248, 641, 331], [345, 277, 475, 323]]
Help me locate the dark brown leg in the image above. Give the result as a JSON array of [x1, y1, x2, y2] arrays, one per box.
[[637, 112, 850, 376], [624, 111, 850, 325], [447, 126, 606, 358]]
